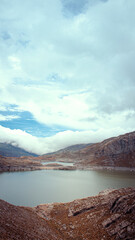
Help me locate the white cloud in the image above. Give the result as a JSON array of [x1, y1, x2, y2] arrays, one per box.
[[0, 114, 20, 121], [8, 56, 21, 70], [0, 0, 135, 148], [0, 125, 131, 155]]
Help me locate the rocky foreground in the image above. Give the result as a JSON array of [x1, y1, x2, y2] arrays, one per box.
[[0, 188, 135, 240]]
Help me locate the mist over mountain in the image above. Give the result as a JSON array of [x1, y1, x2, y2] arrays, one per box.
[[0, 143, 38, 157]]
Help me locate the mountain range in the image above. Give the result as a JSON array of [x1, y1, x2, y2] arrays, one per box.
[[0, 143, 38, 157], [42, 131, 135, 168], [0, 131, 135, 171], [43, 143, 93, 156]]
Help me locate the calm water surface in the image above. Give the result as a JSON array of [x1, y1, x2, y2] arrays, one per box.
[[42, 161, 74, 166], [0, 170, 135, 207]]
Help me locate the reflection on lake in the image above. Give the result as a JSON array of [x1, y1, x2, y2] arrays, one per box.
[[0, 169, 135, 207]]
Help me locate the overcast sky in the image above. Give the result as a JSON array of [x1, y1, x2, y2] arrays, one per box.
[[0, 0, 135, 154]]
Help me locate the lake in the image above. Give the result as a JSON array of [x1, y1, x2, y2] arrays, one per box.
[[42, 161, 74, 166], [0, 169, 135, 207]]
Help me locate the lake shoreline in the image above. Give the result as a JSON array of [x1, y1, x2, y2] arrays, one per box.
[[76, 165, 135, 173], [0, 163, 135, 173]]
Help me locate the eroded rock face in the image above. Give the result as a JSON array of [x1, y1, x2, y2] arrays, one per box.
[[78, 131, 135, 168], [90, 131, 135, 168]]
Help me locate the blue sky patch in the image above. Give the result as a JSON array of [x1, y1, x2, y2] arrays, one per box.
[[0, 106, 71, 137]]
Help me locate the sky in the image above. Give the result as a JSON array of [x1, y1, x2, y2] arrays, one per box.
[[0, 0, 135, 155]]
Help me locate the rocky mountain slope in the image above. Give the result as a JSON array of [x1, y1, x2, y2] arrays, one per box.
[[42, 131, 135, 169], [0, 143, 38, 157], [39, 143, 93, 163], [0, 187, 135, 240], [79, 131, 135, 168], [43, 143, 93, 155]]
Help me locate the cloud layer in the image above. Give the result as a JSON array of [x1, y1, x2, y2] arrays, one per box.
[[0, 0, 135, 153], [0, 125, 128, 155]]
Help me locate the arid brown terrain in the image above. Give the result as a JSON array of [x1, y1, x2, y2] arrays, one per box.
[[0, 155, 43, 172], [0, 187, 135, 240], [39, 131, 135, 170], [0, 154, 76, 172], [79, 131, 135, 168]]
